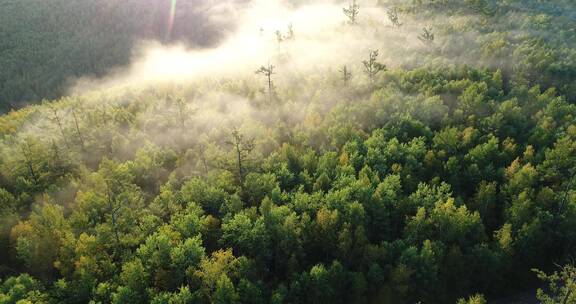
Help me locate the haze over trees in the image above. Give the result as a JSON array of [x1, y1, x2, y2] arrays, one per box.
[[0, 0, 576, 303], [0, 0, 247, 110]]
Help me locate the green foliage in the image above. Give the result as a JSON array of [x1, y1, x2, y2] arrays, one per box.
[[534, 264, 576, 304], [0, 1, 575, 303], [0, 274, 48, 304], [457, 294, 487, 304]]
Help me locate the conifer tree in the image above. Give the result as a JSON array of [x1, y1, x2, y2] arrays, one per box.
[[226, 127, 255, 184], [362, 50, 387, 84], [256, 64, 276, 103], [340, 65, 352, 86], [418, 27, 435, 45], [343, 0, 360, 25], [387, 7, 402, 28]]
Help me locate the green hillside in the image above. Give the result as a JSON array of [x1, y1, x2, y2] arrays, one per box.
[[0, 0, 242, 110]]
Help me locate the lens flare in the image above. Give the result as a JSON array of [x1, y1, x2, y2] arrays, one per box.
[[166, 0, 177, 41]]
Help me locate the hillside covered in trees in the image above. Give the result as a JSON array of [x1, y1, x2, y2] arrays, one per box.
[[1, 0, 576, 303], [0, 0, 247, 110]]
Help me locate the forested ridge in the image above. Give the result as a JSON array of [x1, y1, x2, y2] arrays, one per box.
[[0, 0, 244, 110], [1, 0, 576, 303]]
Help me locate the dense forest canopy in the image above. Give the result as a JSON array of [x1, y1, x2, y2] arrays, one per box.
[[0, 0, 576, 303]]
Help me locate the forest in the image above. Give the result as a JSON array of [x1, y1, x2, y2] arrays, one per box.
[[0, 0, 576, 303], [0, 0, 245, 110]]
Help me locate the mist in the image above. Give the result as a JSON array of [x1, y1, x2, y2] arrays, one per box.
[[1, 0, 513, 163], [9, 0, 574, 168], [69, 0, 432, 94]]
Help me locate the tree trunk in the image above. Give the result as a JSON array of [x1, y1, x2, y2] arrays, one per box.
[[72, 110, 86, 151]]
